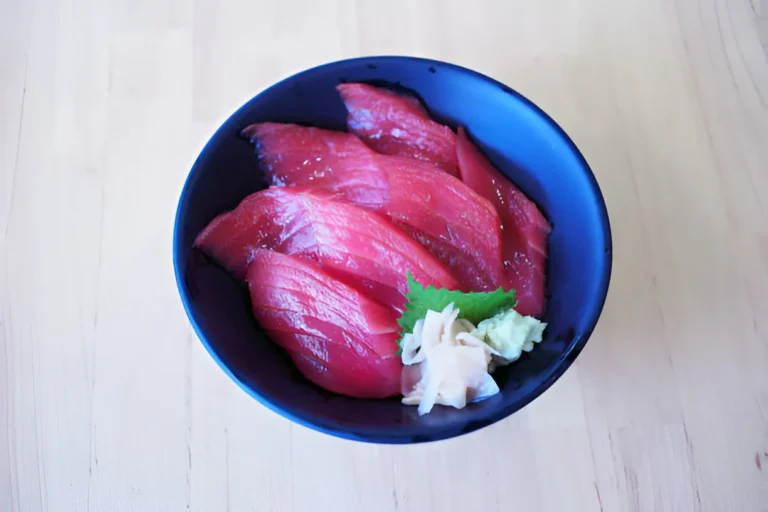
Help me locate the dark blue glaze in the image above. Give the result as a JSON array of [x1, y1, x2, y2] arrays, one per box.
[[173, 56, 612, 444]]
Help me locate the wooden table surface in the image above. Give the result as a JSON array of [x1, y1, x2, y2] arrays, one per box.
[[2, 0, 768, 511]]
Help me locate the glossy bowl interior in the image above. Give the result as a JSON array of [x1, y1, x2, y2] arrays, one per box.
[[173, 56, 612, 443]]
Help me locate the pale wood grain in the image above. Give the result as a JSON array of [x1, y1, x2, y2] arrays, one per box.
[[1, 0, 767, 510]]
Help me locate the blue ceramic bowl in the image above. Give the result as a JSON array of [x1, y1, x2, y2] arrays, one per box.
[[173, 56, 612, 444]]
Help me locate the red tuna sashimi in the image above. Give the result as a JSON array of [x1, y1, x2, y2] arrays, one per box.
[[336, 83, 460, 177], [247, 123, 508, 292], [194, 187, 459, 311], [456, 127, 551, 317], [242, 122, 373, 181], [247, 250, 401, 398]]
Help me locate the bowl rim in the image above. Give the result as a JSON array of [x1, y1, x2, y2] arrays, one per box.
[[173, 55, 613, 444]]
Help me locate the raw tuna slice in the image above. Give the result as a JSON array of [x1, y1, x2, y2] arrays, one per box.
[[456, 127, 551, 317], [246, 123, 509, 292], [194, 187, 459, 311], [247, 250, 402, 398], [337, 83, 460, 177], [242, 122, 373, 181]]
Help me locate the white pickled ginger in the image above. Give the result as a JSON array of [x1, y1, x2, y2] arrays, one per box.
[[400, 303, 500, 415]]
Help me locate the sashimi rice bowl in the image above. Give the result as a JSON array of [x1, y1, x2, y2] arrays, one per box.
[[174, 57, 611, 443]]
